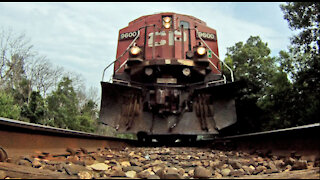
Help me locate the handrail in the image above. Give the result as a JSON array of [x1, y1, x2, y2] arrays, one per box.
[[115, 60, 128, 73], [102, 24, 161, 82], [101, 30, 141, 82], [194, 28, 234, 82], [102, 25, 234, 83]]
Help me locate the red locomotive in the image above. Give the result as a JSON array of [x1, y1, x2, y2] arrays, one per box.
[[100, 12, 237, 143]]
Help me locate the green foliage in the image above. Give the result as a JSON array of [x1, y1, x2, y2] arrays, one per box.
[[77, 99, 99, 133], [75, 115, 96, 133], [280, 2, 319, 54], [21, 91, 47, 124], [46, 77, 99, 133], [280, 2, 320, 125], [81, 99, 98, 119], [0, 91, 21, 119], [226, 3, 320, 133], [0, 28, 104, 135], [225, 36, 293, 132], [116, 133, 137, 140], [47, 77, 80, 130]]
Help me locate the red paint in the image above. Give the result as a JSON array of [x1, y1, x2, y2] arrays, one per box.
[[114, 12, 220, 74]]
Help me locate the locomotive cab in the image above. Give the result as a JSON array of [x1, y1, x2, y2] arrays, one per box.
[[100, 12, 238, 142]]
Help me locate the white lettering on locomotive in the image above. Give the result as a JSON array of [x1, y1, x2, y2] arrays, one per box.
[[196, 31, 216, 41], [149, 30, 187, 47], [119, 31, 138, 40], [148, 31, 167, 47]]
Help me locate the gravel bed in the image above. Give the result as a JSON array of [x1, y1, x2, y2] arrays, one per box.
[[1, 147, 319, 179]]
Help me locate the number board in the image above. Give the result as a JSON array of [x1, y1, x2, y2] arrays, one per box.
[[119, 31, 138, 40], [196, 31, 217, 41]]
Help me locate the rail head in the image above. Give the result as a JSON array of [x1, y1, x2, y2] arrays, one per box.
[[0, 116, 136, 143]]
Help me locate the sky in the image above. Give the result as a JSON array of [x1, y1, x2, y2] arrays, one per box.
[[0, 2, 294, 99]]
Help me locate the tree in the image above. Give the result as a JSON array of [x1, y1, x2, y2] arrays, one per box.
[[0, 90, 20, 119], [0, 27, 101, 133], [224, 36, 293, 132], [280, 2, 319, 54], [25, 56, 65, 98], [20, 91, 47, 124], [0, 28, 34, 88], [47, 77, 80, 129], [280, 2, 320, 125], [76, 99, 99, 133], [46, 76, 98, 132]]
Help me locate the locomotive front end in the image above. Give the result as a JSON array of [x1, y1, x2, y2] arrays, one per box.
[[99, 12, 239, 142]]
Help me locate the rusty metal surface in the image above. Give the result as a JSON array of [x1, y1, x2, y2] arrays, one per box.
[[99, 81, 238, 136], [0, 117, 136, 160], [212, 123, 320, 159]]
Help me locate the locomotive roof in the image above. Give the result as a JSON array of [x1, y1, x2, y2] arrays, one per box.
[[128, 12, 207, 26]]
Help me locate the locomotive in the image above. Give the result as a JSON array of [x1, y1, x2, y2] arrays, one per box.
[[100, 12, 238, 143]]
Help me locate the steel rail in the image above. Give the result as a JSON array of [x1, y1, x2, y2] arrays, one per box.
[[0, 117, 137, 161], [211, 123, 320, 160]]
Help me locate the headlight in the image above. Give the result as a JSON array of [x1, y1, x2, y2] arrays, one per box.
[[164, 22, 171, 29], [182, 68, 191, 76], [130, 46, 141, 55], [196, 46, 206, 56], [163, 17, 171, 23], [163, 16, 171, 29]]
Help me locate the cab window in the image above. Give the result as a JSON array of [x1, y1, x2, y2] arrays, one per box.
[[179, 21, 189, 29]]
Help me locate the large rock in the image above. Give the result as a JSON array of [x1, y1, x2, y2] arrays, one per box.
[[228, 159, 242, 169], [149, 154, 158, 160], [267, 161, 279, 173], [193, 166, 212, 178], [130, 159, 143, 166], [125, 170, 137, 178], [166, 167, 179, 174], [123, 166, 144, 173], [152, 165, 164, 174], [64, 164, 88, 175], [120, 161, 131, 167], [253, 165, 267, 175], [213, 171, 223, 178], [292, 160, 308, 170], [230, 169, 245, 177], [209, 159, 221, 168], [31, 158, 42, 168], [155, 168, 166, 179], [285, 157, 296, 166], [87, 163, 109, 171], [221, 168, 231, 176], [110, 169, 126, 177], [242, 165, 255, 175], [77, 171, 93, 179], [274, 159, 286, 169], [137, 169, 155, 179]]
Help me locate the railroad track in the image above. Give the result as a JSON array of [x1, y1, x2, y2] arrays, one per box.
[[0, 117, 137, 161], [0, 117, 319, 179]]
